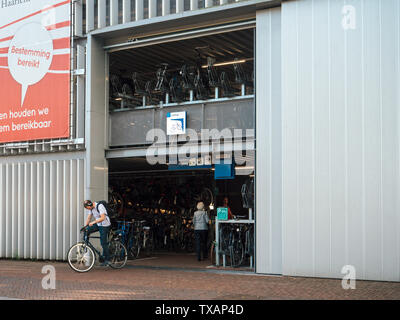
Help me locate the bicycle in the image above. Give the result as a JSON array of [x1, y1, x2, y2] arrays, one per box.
[[67, 226, 128, 273], [128, 220, 154, 258], [219, 223, 245, 268]]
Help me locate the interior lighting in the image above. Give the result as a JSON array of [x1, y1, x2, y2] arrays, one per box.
[[201, 59, 246, 68]]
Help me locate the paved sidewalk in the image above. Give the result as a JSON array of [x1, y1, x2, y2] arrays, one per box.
[[0, 258, 399, 300]]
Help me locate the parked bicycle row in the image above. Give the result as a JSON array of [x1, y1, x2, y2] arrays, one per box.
[[109, 212, 216, 259], [108, 177, 216, 218], [218, 222, 254, 268], [110, 51, 254, 109]]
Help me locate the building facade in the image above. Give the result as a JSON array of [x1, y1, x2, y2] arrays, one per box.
[[0, 0, 399, 282]]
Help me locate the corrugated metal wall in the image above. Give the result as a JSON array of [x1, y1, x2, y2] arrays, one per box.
[[0, 154, 85, 261], [81, 0, 250, 33], [256, 7, 282, 274], [282, 0, 400, 281]]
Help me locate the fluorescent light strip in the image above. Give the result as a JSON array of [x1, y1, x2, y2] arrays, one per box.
[[201, 59, 246, 68]]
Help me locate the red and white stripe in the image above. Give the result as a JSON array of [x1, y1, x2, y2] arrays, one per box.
[[0, 0, 71, 74]]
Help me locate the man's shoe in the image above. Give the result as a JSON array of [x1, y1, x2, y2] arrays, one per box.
[[100, 260, 110, 267]]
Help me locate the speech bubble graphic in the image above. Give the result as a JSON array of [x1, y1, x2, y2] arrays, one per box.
[[8, 23, 54, 106]]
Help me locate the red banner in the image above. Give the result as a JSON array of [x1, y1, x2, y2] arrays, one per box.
[[0, 0, 71, 143]]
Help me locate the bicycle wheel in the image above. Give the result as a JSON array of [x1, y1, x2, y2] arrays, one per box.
[[210, 241, 216, 265], [108, 240, 128, 269], [219, 225, 230, 254], [127, 234, 140, 259], [230, 239, 244, 268], [67, 242, 95, 273], [145, 237, 154, 256]]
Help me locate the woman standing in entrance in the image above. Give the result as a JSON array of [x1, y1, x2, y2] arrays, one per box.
[[193, 202, 209, 261]]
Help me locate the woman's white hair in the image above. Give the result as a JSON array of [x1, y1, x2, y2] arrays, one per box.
[[197, 202, 205, 210]]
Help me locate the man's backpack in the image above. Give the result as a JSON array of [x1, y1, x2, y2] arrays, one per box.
[[96, 200, 117, 219]]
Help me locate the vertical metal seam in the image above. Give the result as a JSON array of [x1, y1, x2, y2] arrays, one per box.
[[361, 0, 366, 281], [379, 0, 383, 280], [296, 0, 300, 276], [267, 10, 273, 272], [398, 0, 400, 282], [344, 0, 349, 267], [328, 0, 332, 277], [311, 0, 316, 277]]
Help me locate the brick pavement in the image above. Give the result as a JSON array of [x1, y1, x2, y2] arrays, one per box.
[[0, 256, 399, 300]]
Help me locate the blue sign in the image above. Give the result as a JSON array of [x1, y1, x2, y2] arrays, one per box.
[[167, 111, 186, 135]]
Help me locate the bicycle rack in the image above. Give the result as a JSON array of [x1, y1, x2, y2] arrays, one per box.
[[215, 217, 255, 269]]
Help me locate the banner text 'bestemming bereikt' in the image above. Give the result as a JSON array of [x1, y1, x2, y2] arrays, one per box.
[[0, 0, 71, 143]]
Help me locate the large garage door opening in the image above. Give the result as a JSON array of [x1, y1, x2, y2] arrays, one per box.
[[106, 26, 255, 271], [108, 157, 254, 270]]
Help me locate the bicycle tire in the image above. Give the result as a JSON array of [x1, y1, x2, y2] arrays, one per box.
[[230, 239, 244, 268], [108, 240, 128, 269], [210, 241, 216, 265], [67, 242, 95, 273], [145, 237, 154, 256], [127, 234, 140, 259]]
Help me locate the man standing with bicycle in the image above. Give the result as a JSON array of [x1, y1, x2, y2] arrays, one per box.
[[83, 200, 111, 266]]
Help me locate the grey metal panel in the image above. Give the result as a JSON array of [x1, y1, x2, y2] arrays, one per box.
[[30, 162, 37, 259], [177, 0, 184, 12], [381, 0, 400, 282], [111, 109, 155, 146], [281, 0, 400, 281], [312, 0, 331, 279], [74, 0, 83, 37], [0, 154, 86, 261], [85, 35, 108, 201], [5, 164, 12, 257], [109, 99, 254, 147], [256, 7, 282, 275], [23, 163, 30, 259], [111, 0, 119, 26], [98, 0, 107, 29], [123, 0, 132, 23], [190, 0, 198, 10], [149, 0, 157, 18], [136, 0, 144, 20], [204, 100, 254, 132], [17, 164, 24, 259], [0, 165, 5, 257], [37, 162, 44, 259], [87, 0, 95, 33]]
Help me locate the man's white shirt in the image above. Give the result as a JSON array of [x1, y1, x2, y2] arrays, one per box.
[[86, 202, 111, 227]]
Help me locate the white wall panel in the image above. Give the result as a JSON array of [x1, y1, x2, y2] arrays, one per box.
[[0, 165, 5, 257], [24, 163, 31, 259], [0, 154, 85, 261], [110, 0, 119, 26], [5, 164, 12, 258], [86, 0, 95, 33], [30, 162, 37, 259], [313, 0, 330, 278], [124, 0, 132, 23], [256, 8, 282, 275], [282, 0, 400, 281]]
